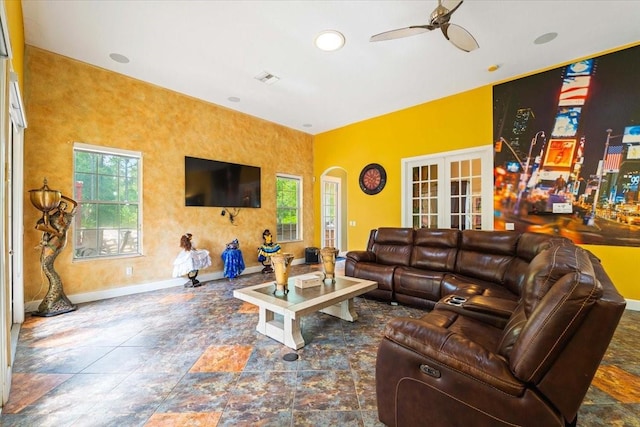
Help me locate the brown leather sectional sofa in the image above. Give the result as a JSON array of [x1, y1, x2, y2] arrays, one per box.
[[345, 227, 626, 427]]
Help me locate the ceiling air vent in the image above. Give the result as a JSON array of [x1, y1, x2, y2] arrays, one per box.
[[255, 71, 280, 85]]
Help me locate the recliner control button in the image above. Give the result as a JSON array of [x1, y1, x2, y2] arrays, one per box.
[[420, 364, 441, 378]]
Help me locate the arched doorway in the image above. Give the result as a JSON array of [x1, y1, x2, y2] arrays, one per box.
[[320, 167, 347, 254]]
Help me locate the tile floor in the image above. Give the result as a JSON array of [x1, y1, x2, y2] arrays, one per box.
[[2, 263, 639, 426]]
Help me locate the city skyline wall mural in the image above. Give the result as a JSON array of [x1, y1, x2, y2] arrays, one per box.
[[493, 44, 640, 247]]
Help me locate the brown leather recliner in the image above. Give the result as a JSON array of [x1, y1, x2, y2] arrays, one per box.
[[376, 243, 626, 426]]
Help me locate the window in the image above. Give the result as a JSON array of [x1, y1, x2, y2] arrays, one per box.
[[276, 174, 301, 241], [73, 143, 142, 259]]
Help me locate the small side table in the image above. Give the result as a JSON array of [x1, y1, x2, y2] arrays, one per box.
[[221, 248, 245, 279]]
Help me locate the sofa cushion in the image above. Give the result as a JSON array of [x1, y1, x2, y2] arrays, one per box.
[[410, 228, 459, 270], [454, 230, 520, 285], [522, 244, 595, 316], [500, 233, 566, 297], [371, 227, 414, 266], [498, 245, 596, 360], [349, 262, 396, 293], [394, 266, 445, 301]]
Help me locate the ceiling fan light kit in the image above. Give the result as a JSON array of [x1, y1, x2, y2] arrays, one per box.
[[370, 0, 478, 52]]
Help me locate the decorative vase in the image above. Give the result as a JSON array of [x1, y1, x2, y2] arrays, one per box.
[[271, 253, 294, 295], [320, 247, 339, 283], [29, 178, 62, 233]]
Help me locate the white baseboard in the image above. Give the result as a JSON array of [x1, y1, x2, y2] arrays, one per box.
[[624, 298, 640, 311], [25, 258, 307, 314]]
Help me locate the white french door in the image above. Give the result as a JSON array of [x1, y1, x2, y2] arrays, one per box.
[[402, 146, 494, 230], [321, 176, 341, 250]]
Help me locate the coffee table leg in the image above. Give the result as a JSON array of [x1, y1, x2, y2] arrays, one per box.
[[256, 306, 274, 335], [256, 307, 304, 350], [283, 314, 304, 350], [320, 298, 358, 322]]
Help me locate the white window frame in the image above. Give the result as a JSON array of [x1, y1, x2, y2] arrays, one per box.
[[73, 142, 143, 259], [276, 173, 302, 242]]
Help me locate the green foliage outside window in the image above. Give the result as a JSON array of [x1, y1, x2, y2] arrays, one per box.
[[276, 176, 301, 241], [73, 148, 141, 258]]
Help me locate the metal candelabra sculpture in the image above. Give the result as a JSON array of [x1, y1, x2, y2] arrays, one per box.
[[29, 179, 78, 316]]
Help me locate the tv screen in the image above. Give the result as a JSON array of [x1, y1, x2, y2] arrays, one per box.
[[185, 156, 261, 208]]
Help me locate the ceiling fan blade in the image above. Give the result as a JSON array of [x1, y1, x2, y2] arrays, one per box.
[[441, 23, 479, 52], [370, 25, 432, 42]]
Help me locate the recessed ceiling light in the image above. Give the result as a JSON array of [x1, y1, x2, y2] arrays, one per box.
[[228, 96, 241, 102], [109, 53, 130, 64], [534, 32, 558, 45], [303, 123, 313, 128], [315, 30, 345, 52]]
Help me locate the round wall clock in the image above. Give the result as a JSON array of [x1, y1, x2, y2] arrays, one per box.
[[359, 163, 387, 195]]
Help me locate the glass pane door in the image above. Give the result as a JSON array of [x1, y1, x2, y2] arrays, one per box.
[[410, 161, 442, 228], [449, 156, 483, 230], [321, 176, 340, 249], [403, 146, 493, 230]]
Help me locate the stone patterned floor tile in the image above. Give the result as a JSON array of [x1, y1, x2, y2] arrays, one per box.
[[217, 410, 292, 426], [189, 344, 253, 373], [294, 370, 360, 411], [81, 346, 164, 374], [90, 372, 185, 414], [237, 301, 258, 313], [291, 410, 364, 426], [157, 372, 238, 413], [2, 373, 73, 414], [577, 403, 640, 427], [592, 365, 640, 403], [352, 369, 378, 411], [145, 412, 222, 427]]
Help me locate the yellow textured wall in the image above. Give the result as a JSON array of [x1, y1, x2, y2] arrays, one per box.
[[314, 86, 492, 250], [23, 47, 314, 301], [314, 73, 640, 301], [5, 0, 23, 86]]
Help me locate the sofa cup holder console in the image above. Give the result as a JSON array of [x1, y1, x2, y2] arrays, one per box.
[[444, 295, 467, 306]]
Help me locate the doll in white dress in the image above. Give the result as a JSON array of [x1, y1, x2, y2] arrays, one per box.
[[173, 233, 211, 287]]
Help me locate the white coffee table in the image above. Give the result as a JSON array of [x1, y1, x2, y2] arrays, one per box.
[[233, 275, 377, 349]]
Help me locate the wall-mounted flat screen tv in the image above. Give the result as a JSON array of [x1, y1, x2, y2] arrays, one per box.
[[185, 156, 261, 208]]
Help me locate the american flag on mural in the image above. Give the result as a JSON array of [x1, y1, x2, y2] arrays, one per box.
[[604, 145, 623, 172]]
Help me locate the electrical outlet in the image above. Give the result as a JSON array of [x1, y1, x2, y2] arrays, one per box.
[[125, 266, 133, 276]]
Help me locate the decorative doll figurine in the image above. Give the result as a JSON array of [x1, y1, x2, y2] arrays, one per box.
[[172, 233, 212, 287], [257, 229, 281, 274], [221, 238, 245, 279]]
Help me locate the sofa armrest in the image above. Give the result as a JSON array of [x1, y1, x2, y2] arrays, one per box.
[[462, 295, 518, 318], [384, 316, 524, 396], [345, 250, 376, 263], [435, 295, 516, 328]]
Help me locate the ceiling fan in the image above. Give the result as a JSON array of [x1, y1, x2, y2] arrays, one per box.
[[370, 0, 479, 52]]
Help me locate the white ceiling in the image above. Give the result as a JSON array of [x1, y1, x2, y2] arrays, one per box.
[[21, 1, 640, 135]]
